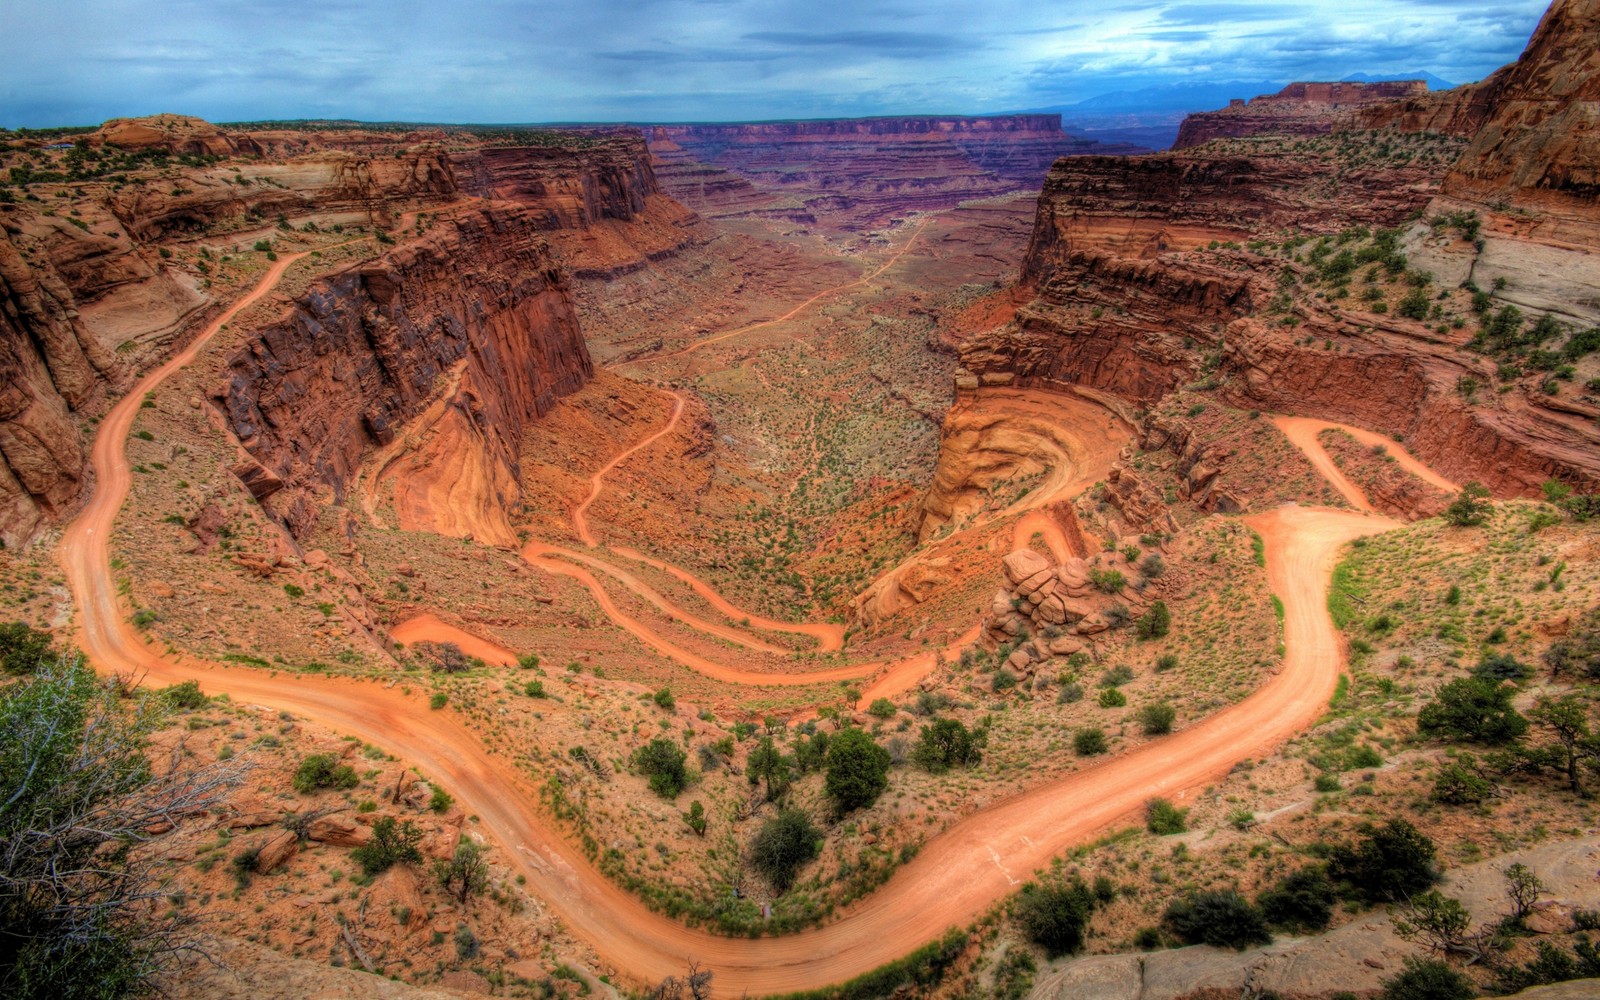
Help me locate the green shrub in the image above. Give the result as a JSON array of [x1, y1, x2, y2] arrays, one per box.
[[0, 621, 57, 674], [750, 808, 820, 892], [350, 817, 422, 875], [1472, 651, 1531, 682], [1074, 728, 1108, 756], [1379, 957, 1475, 1000], [429, 692, 448, 710], [1135, 601, 1171, 640], [632, 738, 688, 798], [1164, 890, 1271, 949], [991, 668, 1017, 692], [653, 687, 675, 710], [912, 718, 985, 773], [1257, 867, 1333, 931], [1015, 879, 1095, 957], [1137, 702, 1176, 736], [1442, 482, 1492, 527], [1089, 568, 1126, 593], [1417, 677, 1528, 744], [1329, 820, 1439, 904], [1431, 756, 1493, 805], [292, 753, 359, 794], [1098, 687, 1127, 708], [161, 679, 207, 711], [867, 698, 897, 719], [523, 679, 546, 698], [429, 786, 454, 813], [1145, 798, 1187, 835], [824, 728, 891, 814]]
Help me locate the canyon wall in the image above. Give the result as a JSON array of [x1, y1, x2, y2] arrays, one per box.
[[0, 123, 693, 546], [650, 114, 1146, 229], [217, 203, 592, 542], [1435, 0, 1600, 248], [1173, 80, 1429, 149], [957, 5, 1600, 497]]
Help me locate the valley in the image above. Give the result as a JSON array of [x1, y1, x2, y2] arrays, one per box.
[[3, 3, 1600, 999]]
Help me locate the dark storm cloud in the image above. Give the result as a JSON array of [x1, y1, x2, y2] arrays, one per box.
[[0, 0, 1554, 126]]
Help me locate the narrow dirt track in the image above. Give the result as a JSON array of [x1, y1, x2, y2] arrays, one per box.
[[571, 391, 684, 547], [1273, 415, 1462, 511], [390, 613, 520, 667], [58, 251, 1429, 995], [621, 219, 930, 364]]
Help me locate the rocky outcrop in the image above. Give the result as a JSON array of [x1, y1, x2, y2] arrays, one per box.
[[1437, 0, 1600, 248], [1173, 80, 1429, 149], [651, 115, 1145, 230], [217, 203, 592, 540], [956, 0, 1600, 498], [0, 120, 697, 545], [982, 541, 1176, 671], [0, 230, 124, 547]]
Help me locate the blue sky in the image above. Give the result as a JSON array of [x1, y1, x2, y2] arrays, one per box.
[[0, 0, 1549, 127]]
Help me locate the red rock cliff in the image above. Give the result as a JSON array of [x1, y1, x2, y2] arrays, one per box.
[[959, 20, 1600, 496], [1174, 80, 1429, 149], [651, 114, 1145, 229], [217, 203, 592, 540], [1437, 0, 1600, 247]]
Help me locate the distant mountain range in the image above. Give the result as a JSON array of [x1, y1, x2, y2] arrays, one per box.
[[1013, 71, 1458, 151]]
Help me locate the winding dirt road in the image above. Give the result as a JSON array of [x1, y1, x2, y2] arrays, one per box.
[[58, 249, 1433, 995], [1274, 415, 1462, 512]]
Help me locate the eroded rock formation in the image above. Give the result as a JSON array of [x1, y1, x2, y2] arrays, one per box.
[[1173, 80, 1429, 149], [218, 203, 592, 543], [955, 1, 1600, 499], [651, 115, 1146, 229]]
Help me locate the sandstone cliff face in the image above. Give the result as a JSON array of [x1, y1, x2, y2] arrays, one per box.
[[956, 2, 1600, 498], [1437, 0, 1600, 247], [0, 235, 104, 546], [1173, 80, 1429, 149], [651, 115, 1144, 230], [0, 120, 695, 545], [217, 203, 592, 541]]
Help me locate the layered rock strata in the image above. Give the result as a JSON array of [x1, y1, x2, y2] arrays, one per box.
[[1173, 80, 1429, 149], [217, 203, 592, 542]]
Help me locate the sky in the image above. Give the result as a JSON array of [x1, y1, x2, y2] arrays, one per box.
[[0, 0, 1551, 127]]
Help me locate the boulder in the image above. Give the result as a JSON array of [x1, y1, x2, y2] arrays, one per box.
[[306, 813, 371, 847], [1002, 550, 1052, 587], [255, 829, 299, 874]]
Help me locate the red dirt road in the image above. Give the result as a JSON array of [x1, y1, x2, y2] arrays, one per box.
[[1274, 415, 1462, 511], [58, 253, 1418, 994]]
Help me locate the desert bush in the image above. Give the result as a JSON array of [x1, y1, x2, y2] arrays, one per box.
[[1014, 879, 1095, 957], [1257, 867, 1333, 931], [913, 718, 985, 773], [1074, 727, 1107, 756], [292, 753, 358, 794], [750, 809, 820, 892], [1145, 797, 1187, 834], [825, 728, 891, 814], [1163, 890, 1271, 949], [633, 738, 689, 798], [1417, 677, 1527, 744], [1329, 820, 1439, 904], [351, 817, 423, 876], [1137, 702, 1176, 736]]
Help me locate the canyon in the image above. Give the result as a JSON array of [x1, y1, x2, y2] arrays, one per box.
[[4, 1, 1600, 998]]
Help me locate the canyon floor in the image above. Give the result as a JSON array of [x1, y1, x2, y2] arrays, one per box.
[[6, 36, 1600, 996]]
